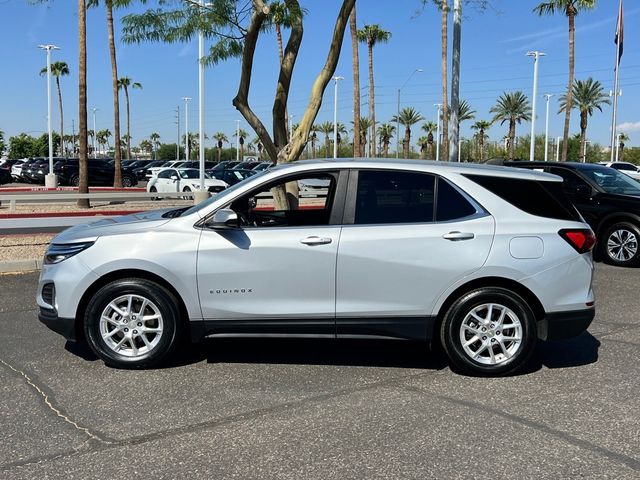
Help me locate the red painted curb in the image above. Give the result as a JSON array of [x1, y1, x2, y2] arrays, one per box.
[[0, 186, 145, 193], [0, 210, 143, 219]]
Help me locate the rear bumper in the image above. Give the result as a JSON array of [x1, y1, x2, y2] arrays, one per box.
[[38, 308, 77, 341], [538, 308, 595, 341]]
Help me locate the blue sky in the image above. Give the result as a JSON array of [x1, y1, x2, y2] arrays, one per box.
[[0, 0, 638, 152]]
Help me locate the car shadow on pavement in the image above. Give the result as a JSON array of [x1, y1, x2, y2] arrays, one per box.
[[520, 332, 600, 375], [170, 338, 450, 371], [64, 340, 99, 361]]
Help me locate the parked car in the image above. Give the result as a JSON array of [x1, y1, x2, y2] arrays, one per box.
[[53, 158, 138, 187], [252, 162, 273, 171], [133, 160, 166, 181], [505, 161, 640, 267], [11, 159, 33, 181], [0, 167, 11, 185], [146, 168, 228, 197], [146, 160, 187, 179], [0, 159, 23, 172], [599, 161, 640, 181], [38, 159, 595, 375], [233, 161, 263, 170], [207, 168, 256, 186], [209, 161, 240, 171], [178, 161, 217, 171]]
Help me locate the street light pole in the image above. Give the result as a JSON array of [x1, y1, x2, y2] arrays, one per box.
[[434, 104, 442, 162], [39, 44, 60, 188], [556, 136, 561, 162], [92, 107, 98, 158], [236, 119, 241, 162], [182, 96, 191, 161], [396, 68, 423, 159], [332, 76, 344, 159], [615, 133, 621, 162], [198, 0, 206, 194], [527, 51, 545, 162], [543, 94, 553, 162]]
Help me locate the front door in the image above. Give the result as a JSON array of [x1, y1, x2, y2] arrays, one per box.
[[196, 170, 346, 333]]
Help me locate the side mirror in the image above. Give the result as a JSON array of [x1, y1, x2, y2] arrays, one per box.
[[170, 175, 178, 181], [208, 208, 239, 229]]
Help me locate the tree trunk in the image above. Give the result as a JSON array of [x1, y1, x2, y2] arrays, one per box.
[[349, 6, 361, 157], [440, 0, 449, 162], [403, 126, 410, 158], [561, 9, 576, 162], [77, 0, 89, 208], [479, 128, 484, 161], [275, 23, 291, 141], [56, 77, 65, 157], [217, 146, 221, 162], [107, 1, 123, 187], [368, 41, 376, 158], [125, 86, 132, 160], [580, 111, 587, 162], [508, 119, 516, 160]]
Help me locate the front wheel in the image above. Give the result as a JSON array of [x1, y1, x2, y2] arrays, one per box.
[[602, 222, 640, 267], [84, 279, 182, 369], [440, 287, 537, 376], [182, 186, 192, 200], [149, 186, 160, 201], [122, 176, 134, 188]]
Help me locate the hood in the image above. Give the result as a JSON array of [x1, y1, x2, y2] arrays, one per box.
[[51, 208, 175, 244]]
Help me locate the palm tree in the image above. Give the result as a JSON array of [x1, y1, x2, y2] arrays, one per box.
[[309, 129, 318, 159], [352, 117, 372, 155], [438, 0, 450, 162], [377, 123, 395, 158], [212, 132, 227, 162], [349, 5, 362, 157], [40, 61, 69, 157], [417, 136, 429, 159], [88, 129, 95, 156], [97, 129, 112, 150], [234, 129, 249, 160], [490, 91, 532, 160], [316, 122, 334, 157], [357, 24, 391, 158], [391, 107, 425, 158], [421, 121, 438, 160], [139, 139, 153, 156], [558, 77, 610, 162], [150, 132, 160, 159], [77, 0, 89, 207], [117, 76, 142, 160], [534, 0, 596, 161], [457, 100, 476, 128], [618, 133, 630, 161], [471, 120, 492, 162]]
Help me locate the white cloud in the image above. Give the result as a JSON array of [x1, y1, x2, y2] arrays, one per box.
[[617, 122, 640, 133]]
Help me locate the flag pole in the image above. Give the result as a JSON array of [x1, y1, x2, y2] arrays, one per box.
[[610, 0, 623, 162]]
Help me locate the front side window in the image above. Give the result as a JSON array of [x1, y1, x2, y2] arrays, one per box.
[[229, 173, 337, 228], [580, 165, 640, 196], [157, 169, 174, 179]]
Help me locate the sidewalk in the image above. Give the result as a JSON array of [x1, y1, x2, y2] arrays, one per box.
[[0, 233, 52, 273]]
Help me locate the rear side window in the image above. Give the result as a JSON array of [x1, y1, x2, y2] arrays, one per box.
[[436, 179, 478, 221], [465, 174, 581, 221]]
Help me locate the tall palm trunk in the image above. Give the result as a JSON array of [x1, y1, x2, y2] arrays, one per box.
[[106, 0, 123, 187], [77, 0, 89, 208], [579, 110, 587, 162], [440, 1, 449, 162], [479, 128, 485, 161], [55, 77, 65, 156], [403, 126, 410, 158], [349, 7, 361, 157], [508, 119, 516, 160], [562, 7, 576, 162], [383, 141, 389, 157], [124, 86, 132, 160], [367, 40, 377, 157]]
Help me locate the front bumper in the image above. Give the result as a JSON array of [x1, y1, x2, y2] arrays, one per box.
[[538, 308, 595, 341], [38, 308, 77, 341]]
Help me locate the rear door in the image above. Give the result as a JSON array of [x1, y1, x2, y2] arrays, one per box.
[[336, 169, 495, 339]]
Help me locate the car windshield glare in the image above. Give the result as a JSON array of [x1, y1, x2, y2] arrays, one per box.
[[178, 169, 211, 179], [582, 166, 640, 196]]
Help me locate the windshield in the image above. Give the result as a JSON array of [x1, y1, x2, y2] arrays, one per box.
[[581, 165, 640, 196], [181, 168, 270, 217], [179, 169, 211, 179]]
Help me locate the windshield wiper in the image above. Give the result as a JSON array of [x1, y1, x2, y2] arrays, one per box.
[[162, 207, 190, 219]]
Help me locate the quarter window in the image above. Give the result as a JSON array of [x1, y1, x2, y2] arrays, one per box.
[[436, 179, 478, 221]]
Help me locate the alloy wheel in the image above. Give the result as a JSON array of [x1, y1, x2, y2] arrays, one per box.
[[607, 229, 638, 262]]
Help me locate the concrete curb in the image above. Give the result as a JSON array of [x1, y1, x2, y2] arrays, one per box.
[[0, 259, 42, 274]]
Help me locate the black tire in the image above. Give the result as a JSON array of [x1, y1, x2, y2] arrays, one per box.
[[149, 186, 160, 201], [122, 176, 134, 188], [84, 278, 183, 369], [601, 222, 640, 267], [440, 287, 537, 376], [182, 186, 192, 200], [70, 174, 80, 187]]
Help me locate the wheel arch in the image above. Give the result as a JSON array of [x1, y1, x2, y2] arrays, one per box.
[[74, 269, 191, 343], [596, 212, 640, 238]]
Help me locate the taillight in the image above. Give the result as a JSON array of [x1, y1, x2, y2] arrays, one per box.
[[559, 229, 596, 254]]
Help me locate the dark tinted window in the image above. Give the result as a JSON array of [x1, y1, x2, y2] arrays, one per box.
[[355, 171, 435, 224], [465, 174, 581, 221], [611, 163, 636, 171], [436, 179, 478, 221], [547, 167, 590, 193], [157, 169, 174, 179]]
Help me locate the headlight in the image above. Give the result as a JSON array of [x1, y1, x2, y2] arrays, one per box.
[[44, 242, 94, 265]]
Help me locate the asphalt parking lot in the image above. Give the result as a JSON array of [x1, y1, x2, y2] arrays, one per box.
[[1, 264, 639, 479]]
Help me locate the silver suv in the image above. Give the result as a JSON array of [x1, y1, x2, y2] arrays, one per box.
[[37, 159, 596, 375]]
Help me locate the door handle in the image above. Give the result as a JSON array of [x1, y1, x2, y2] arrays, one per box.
[[442, 231, 475, 241], [300, 236, 332, 246]]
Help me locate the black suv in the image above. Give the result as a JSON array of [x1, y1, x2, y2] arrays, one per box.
[[505, 161, 640, 267], [54, 159, 137, 187]]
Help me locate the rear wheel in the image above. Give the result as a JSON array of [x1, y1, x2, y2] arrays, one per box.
[[182, 186, 192, 200], [602, 222, 640, 267], [440, 287, 537, 376], [84, 278, 183, 369], [149, 186, 160, 201], [70, 174, 80, 187], [122, 176, 134, 188]]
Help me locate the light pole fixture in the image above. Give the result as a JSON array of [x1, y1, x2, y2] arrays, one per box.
[[236, 119, 241, 162], [182, 96, 191, 161], [38, 44, 60, 188], [332, 76, 344, 159], [543, 94, 553, 162], [527, 51, 545, 162], [396, 68, 423, 159], [434, 104, 443, 162], [91, 107, 98, 158]]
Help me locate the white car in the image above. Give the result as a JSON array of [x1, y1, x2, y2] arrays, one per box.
[[38, 159, 595, 375], [10, 159, 28, 180], [146, 161, 186, 179], [599, 162, 640, 181], [146, 168, 228, 197]]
